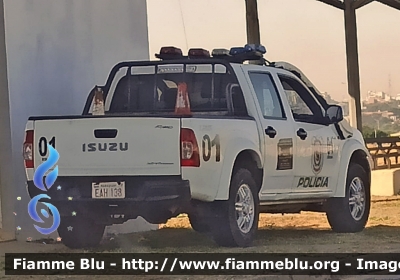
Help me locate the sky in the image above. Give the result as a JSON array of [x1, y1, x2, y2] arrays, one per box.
[[146, 0, 400, 102]]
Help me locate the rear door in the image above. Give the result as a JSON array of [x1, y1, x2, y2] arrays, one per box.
[[33, 117, 181, 176], [242, 67, 296, 197]]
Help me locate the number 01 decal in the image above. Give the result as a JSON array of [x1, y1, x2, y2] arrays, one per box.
[[38, 136, 56, 157], [202, 134, 221, 162]]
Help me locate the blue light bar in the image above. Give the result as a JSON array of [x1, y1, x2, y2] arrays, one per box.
[[245, 44, 267, 54], [229, 44, 267, 56], [229, 47, 247, 56]]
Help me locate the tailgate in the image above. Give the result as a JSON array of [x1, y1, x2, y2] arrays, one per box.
[[32, 117, 181, 176]]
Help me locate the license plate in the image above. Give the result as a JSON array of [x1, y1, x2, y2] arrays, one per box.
[[92, 182, 125, 199]]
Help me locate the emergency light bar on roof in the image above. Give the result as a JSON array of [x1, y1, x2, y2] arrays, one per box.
[[212, 48, 230, 57], [155, 44, 267, 64], [226, 44, 267, 63], [155, 46, 184, 60], [188, 48, 210, 59]]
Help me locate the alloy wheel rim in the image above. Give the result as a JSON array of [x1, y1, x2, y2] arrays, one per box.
[[348, 177, 366, 221], [235, 184, 255, 234]]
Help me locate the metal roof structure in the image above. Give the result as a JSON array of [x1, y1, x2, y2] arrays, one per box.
[[318, 0, 400, 10], [316, 0, 400, 131]]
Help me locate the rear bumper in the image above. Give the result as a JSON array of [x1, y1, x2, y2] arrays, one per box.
[[27, 176, 191, 223]]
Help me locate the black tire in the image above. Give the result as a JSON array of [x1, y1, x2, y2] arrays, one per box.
[[209, 168, 259, 247], [326, 163, 370, 233], [57, 217, 105, 249], [188, 213, 210, 233]]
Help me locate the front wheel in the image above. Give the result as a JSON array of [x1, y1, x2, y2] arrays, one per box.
[[326, 163, 370, 233], [210, 168, 259, 247]]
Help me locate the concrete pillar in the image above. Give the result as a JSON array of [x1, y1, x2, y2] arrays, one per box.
[[3, 0, 155, 241], [245, 0, 261, 45], [344, 0, 363, 131], [0, 0, 15, 240]]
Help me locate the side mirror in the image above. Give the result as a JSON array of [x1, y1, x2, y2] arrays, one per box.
[[326, 105, 343, 124]]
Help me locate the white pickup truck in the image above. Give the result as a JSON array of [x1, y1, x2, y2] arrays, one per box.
[[23, 45, 373, 249]]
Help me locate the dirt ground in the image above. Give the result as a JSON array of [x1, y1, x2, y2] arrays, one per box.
[[0, 196, 399, 279]]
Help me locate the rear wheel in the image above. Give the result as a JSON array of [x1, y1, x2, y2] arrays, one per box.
[[188, 213, 210, 233], [57, 217, 105, 249], [210, 168, 259, 247], [326, 163, 370, 232]]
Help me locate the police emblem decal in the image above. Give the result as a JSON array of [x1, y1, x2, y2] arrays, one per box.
[[311, 137, 324, 174]]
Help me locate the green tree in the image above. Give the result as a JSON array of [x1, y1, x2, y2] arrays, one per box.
[[362, 125, 389, 138]]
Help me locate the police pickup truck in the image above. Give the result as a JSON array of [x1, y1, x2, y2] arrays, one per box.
[[23, 45, 373, 249]]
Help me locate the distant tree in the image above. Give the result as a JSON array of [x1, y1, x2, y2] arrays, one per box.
[[391, 108, 400, 116], [380, 117, 392, 126], [364, 103, 391, 112], [362, 125, 389, 139]]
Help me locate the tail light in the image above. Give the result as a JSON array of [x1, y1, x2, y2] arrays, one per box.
[[23, 130, 34, 168], [180, 128, 200, 167]]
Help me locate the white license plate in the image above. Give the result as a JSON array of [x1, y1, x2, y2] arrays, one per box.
[[92, 182, 125, 199]]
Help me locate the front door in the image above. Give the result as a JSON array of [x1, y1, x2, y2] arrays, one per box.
[[276, 74, 340, 195]]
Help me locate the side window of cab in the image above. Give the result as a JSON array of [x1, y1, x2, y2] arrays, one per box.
[[248, 72, 286, 119], [278, 75, 328, 125]]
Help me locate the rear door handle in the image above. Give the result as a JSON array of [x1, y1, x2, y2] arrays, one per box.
[[94, 129, 118, 139], [297, 128, 307, 140], [265, 126, 277, 138]]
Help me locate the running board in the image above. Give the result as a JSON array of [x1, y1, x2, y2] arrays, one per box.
[[259, 199, 326, 206]]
